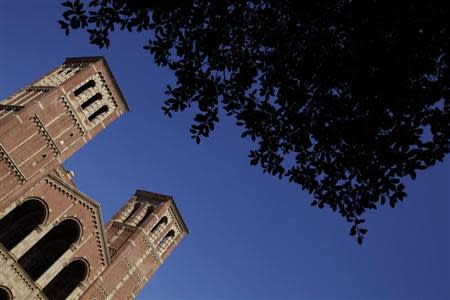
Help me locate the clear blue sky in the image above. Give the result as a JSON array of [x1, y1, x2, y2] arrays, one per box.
[[1, 2, 449, 300]]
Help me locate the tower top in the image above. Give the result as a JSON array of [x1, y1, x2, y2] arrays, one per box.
[[63, 56, 131, 112], [135, 189, 190, 234]]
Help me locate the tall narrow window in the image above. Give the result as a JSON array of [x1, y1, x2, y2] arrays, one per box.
[[73, 80, 95, 96], [81, 93, 102, 109], [88, 105, 109, 122], [43, 259, 88, 300], [123, 203, 141, 223], [150, 216, 168, 234], [137, 206, 155, 227], [158, 230, 175, 249], [0, 199, 46, 251], [18, 219, 81, 280]]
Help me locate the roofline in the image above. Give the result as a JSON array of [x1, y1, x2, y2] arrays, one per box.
[[47, 173, 112, 265], [63, 56, 131, 111], [135, 189, 189, 234], [168, 196, 190, 234]]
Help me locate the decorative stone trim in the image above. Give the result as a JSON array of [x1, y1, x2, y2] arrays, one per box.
[[151, 250, 159, 262], [44, 175, 109, 266], [0, 144, 26, 183], [0, 245, 45, 298], [123, 256, 133, 270], [9, 263, 34, 290], [58, 96, 86, 135], [96, 71, 119, 110], [168, 208, 182, 233], [30, 114, 61, 157], [26, 86, 52, 92], [142, 236, 152, 249], [64, 63, 89, 68], [132, 269, 143, 283], [142, 236, 160, 262], [0, 104, 23, 111], [111, 221, 137, 233], [123, 256, 143, 283], [97, 283, 108, 298]]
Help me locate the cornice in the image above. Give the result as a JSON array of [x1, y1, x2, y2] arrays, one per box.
[[58, 96, 86, 135], [0, 143, 26, 183], [30, 114, 61, 157]]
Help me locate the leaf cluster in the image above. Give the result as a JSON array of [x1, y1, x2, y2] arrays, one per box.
[[60, 0, 450, 244]]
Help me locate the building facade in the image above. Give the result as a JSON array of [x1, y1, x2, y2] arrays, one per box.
[[0, 57, 188, 300]]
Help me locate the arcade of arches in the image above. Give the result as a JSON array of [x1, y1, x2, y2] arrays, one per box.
[[0, 199, 88, 299]]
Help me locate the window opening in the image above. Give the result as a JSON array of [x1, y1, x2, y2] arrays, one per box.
[[88, 105, 109, 122], [150, 216, 168, 234], [0, 199, 46, 251], [18, 219, 80, 280], [73, 80, 95, 96], [43, 259, 88, 300], [81, 93, 102, 109], [137, 206, 155, 227]]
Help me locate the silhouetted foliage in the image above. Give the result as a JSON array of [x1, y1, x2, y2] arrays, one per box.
[[60, 0, 450, 244]]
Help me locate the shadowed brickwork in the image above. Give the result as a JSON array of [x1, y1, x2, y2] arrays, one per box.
[[0, 57, 188, 300]]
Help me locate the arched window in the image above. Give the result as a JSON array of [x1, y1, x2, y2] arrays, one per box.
[[158, 230, 175, 249], [150, 216, 168, 235], [73, 80, 95, 96], [43, 259, 88, 300], [18, 219, 81, 281], [88, 105, 109, 122], [137, 206, 155, 227], [0, 199, 46, 251], [0, 286, 12, 300], [123, 203, 141, 223], [81, 93, 102, 109]]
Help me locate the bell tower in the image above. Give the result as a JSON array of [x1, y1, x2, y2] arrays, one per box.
[[0, 56, 129, 202], [80, 190, 189, 299]]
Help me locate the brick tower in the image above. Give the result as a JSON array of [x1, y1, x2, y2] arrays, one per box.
[[0, 57, 188, 300]]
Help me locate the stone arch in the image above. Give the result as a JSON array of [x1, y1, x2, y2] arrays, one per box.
[[43, 258, 89, 300], [18, 218, 82, 281], [137, 205, 155, 227], [88, 104, 109, 122], [123, 202, 141, 223], [73, 79, 95, 96], [0, 198, 47, 251], [81, 93, 102, 109], [150, 216, 168, 235], [158, 230, 175, 249], [0, 286, 12, 300]]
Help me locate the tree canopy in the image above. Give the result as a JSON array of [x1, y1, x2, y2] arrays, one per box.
[[59, 0, 450, 244]]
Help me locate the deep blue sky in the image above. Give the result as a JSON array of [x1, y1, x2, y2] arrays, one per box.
[[1, 2, 449, 300]]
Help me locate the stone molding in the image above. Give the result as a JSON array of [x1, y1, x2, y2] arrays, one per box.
[[0, 144, 26, 183], [168, 207, 182, 233], [30, 114, 61, 157], [97, 283, 108, 298], [26, 86, 52, 92], [141, 236, 160, 262], [111, 221, 137, 233], [58, 96, 86, 136], [0, 104, 23, 112], [0, 245, 46, 299]]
